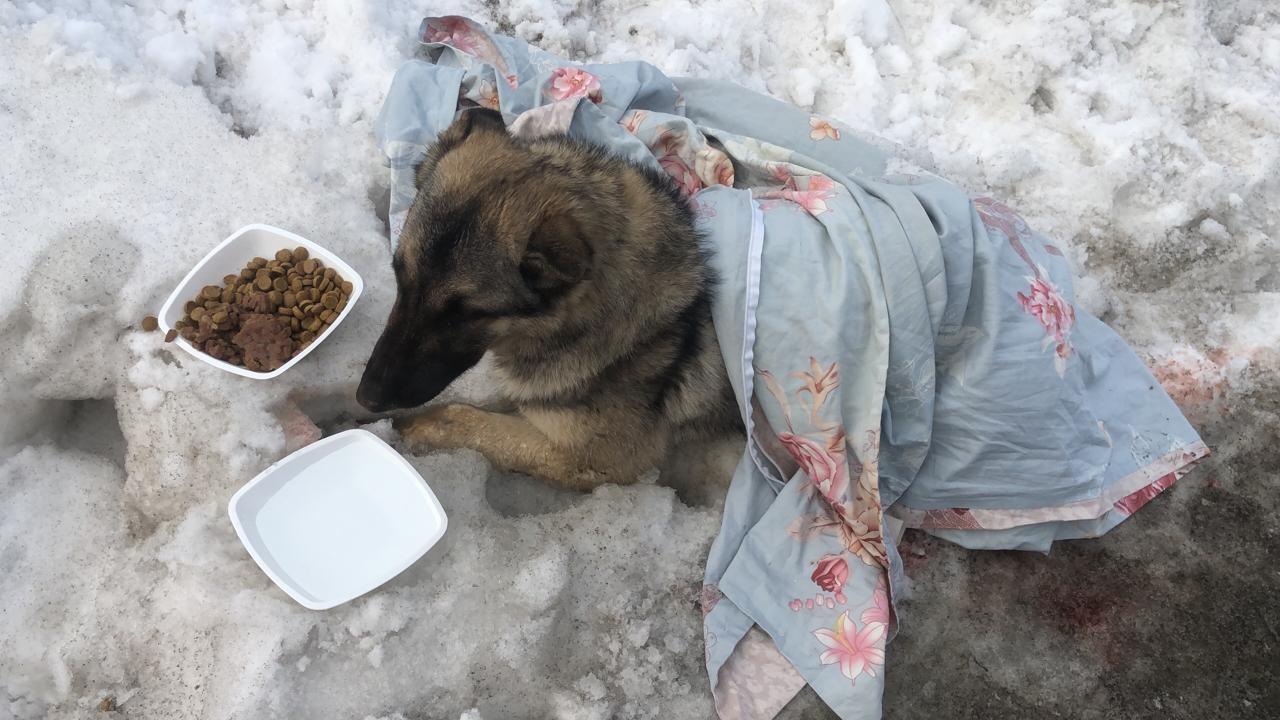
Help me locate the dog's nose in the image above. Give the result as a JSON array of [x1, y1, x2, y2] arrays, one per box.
[[355, 376, 389, 412]]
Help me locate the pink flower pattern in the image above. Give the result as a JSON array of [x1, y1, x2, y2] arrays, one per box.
[[470, 78, 500, 110], [547, 67, 603, 103], [619, 110, 648, 135], [1017, 274, 1076, 377], [752, 173, 839, 217], [424, 17, 481, 55], [659, 155, 703, 199], [643, 125, 736, 198], [694, 148, 735, 187], [767, 162, 792, 186], [811, 554, 850, 594], [792, 190, 834, 215], [809, 116, 841, 141], [812, 611, 885, 683], [807, 175, 837, 193], [974, 195, 1052, 277], [423, 17, 518, 87], [761, 360, 887, 570], [779, 432, 849, 505], [860, 576, 891, 628], [789, 590, 847, 611]]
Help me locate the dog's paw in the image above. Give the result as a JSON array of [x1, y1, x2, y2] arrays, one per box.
[[394, 404, 483, 450]]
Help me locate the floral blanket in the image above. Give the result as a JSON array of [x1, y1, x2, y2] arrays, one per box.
[[375, 17, 1208, 719]]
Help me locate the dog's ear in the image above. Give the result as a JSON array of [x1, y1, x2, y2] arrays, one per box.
[[520, 212, 592, 295], [415, 108, 509, 189]]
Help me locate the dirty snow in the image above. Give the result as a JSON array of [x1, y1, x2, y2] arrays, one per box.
[[1, 0, 1277, 718]]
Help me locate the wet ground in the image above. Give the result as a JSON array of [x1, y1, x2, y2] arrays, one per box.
[[780, 398, 1280, 719]]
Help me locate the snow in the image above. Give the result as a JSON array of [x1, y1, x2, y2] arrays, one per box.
[[143, 30, 202, 84], [1, 0, 1278, 718]]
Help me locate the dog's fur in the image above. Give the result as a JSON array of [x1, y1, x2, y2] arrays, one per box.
[[357, 108, 740, 490]]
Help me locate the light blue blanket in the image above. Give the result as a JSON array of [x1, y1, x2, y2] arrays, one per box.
[[376, 17, 1208, 719]]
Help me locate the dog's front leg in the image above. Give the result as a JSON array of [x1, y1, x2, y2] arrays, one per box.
[[395, 404, 664, 491]]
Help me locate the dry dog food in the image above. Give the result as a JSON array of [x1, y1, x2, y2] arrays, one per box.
[[148, 247, 351, 372]]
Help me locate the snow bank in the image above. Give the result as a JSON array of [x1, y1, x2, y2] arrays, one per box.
[[1, 438, 720, 717], [1, 0, 1277, 717]]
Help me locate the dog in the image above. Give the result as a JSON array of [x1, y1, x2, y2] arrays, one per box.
[[356, 108, 741, 490]]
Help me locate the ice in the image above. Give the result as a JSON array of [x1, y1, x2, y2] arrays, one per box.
[[2, 0, 1278, 718]]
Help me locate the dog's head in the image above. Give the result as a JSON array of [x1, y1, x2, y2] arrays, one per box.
[[356, 108, 594, 412]]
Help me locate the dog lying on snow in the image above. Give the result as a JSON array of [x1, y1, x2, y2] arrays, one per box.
[[356, 108, 741, 490]]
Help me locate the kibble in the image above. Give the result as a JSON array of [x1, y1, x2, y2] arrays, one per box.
[[141, 315, 159, 332], [172, 249, 351, 371]]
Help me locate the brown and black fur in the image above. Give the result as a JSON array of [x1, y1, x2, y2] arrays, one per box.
[[357, 108, 740, 490]]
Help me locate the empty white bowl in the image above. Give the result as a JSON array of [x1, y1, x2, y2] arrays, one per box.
[[228, 429, 448, 610], [157, 224, 364, 379]]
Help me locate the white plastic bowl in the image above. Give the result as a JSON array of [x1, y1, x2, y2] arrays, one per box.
[[157, 224, 364, 379], [228, 429, 448, 610]]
